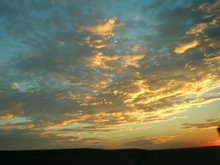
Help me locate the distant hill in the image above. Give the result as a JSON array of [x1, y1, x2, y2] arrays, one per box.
[[1, 146, 220, 165]]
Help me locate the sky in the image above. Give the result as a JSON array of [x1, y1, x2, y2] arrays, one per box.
[[0, 0, 220, 150]]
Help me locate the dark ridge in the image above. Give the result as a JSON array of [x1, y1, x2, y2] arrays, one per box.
[[0, 146, 219, 165]]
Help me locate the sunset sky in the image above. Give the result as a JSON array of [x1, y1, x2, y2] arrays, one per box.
[[0, 0, 220, 150]]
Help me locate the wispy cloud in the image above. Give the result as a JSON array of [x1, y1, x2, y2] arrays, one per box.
[[123, 136, 175, 148], [182, 119, 220, 129]]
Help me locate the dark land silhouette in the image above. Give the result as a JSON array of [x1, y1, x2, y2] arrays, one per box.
[[1, 146, 220, 165]]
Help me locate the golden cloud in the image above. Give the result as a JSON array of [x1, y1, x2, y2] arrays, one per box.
[[84, 36, 107, 49], [122, 54, 145, 68], [174, 39, 200, 54], [83, 52, 144, 70], [187, 23, 209, 35], [83, 51, 119, 69], [79, 17, 117, 37]]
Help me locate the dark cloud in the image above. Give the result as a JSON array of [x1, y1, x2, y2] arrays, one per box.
[[0, 128, 52, 150], [182, 119, 220, 129], [0, 127, 105, 150]]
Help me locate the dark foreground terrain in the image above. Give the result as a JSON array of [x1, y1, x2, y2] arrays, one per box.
[[1, 146, 220, 165]]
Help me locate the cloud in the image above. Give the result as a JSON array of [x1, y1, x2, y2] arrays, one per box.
[[83, 51, 119, 70], [79, 17, 117, 37], [198, 0, 220, 19], [187, 23, 209, 35], [47, 111, 148, 133], [78, 17, 123, 51], [0, 129, 52, 150], [174, 39, 200, 54], [0, 113, 14, 119], [83, 51, 144, 70], [182, 119, 220, 129], [83, 36, 107, 49], [123, 136, 175, 147], [0, 0, 220, 149], [0, 127, 104, 150]]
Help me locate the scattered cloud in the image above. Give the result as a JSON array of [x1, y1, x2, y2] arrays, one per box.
[[0, 0, 219, 149]]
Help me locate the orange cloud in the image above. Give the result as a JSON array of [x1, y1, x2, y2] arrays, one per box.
[[0, 113, 13, 119]]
